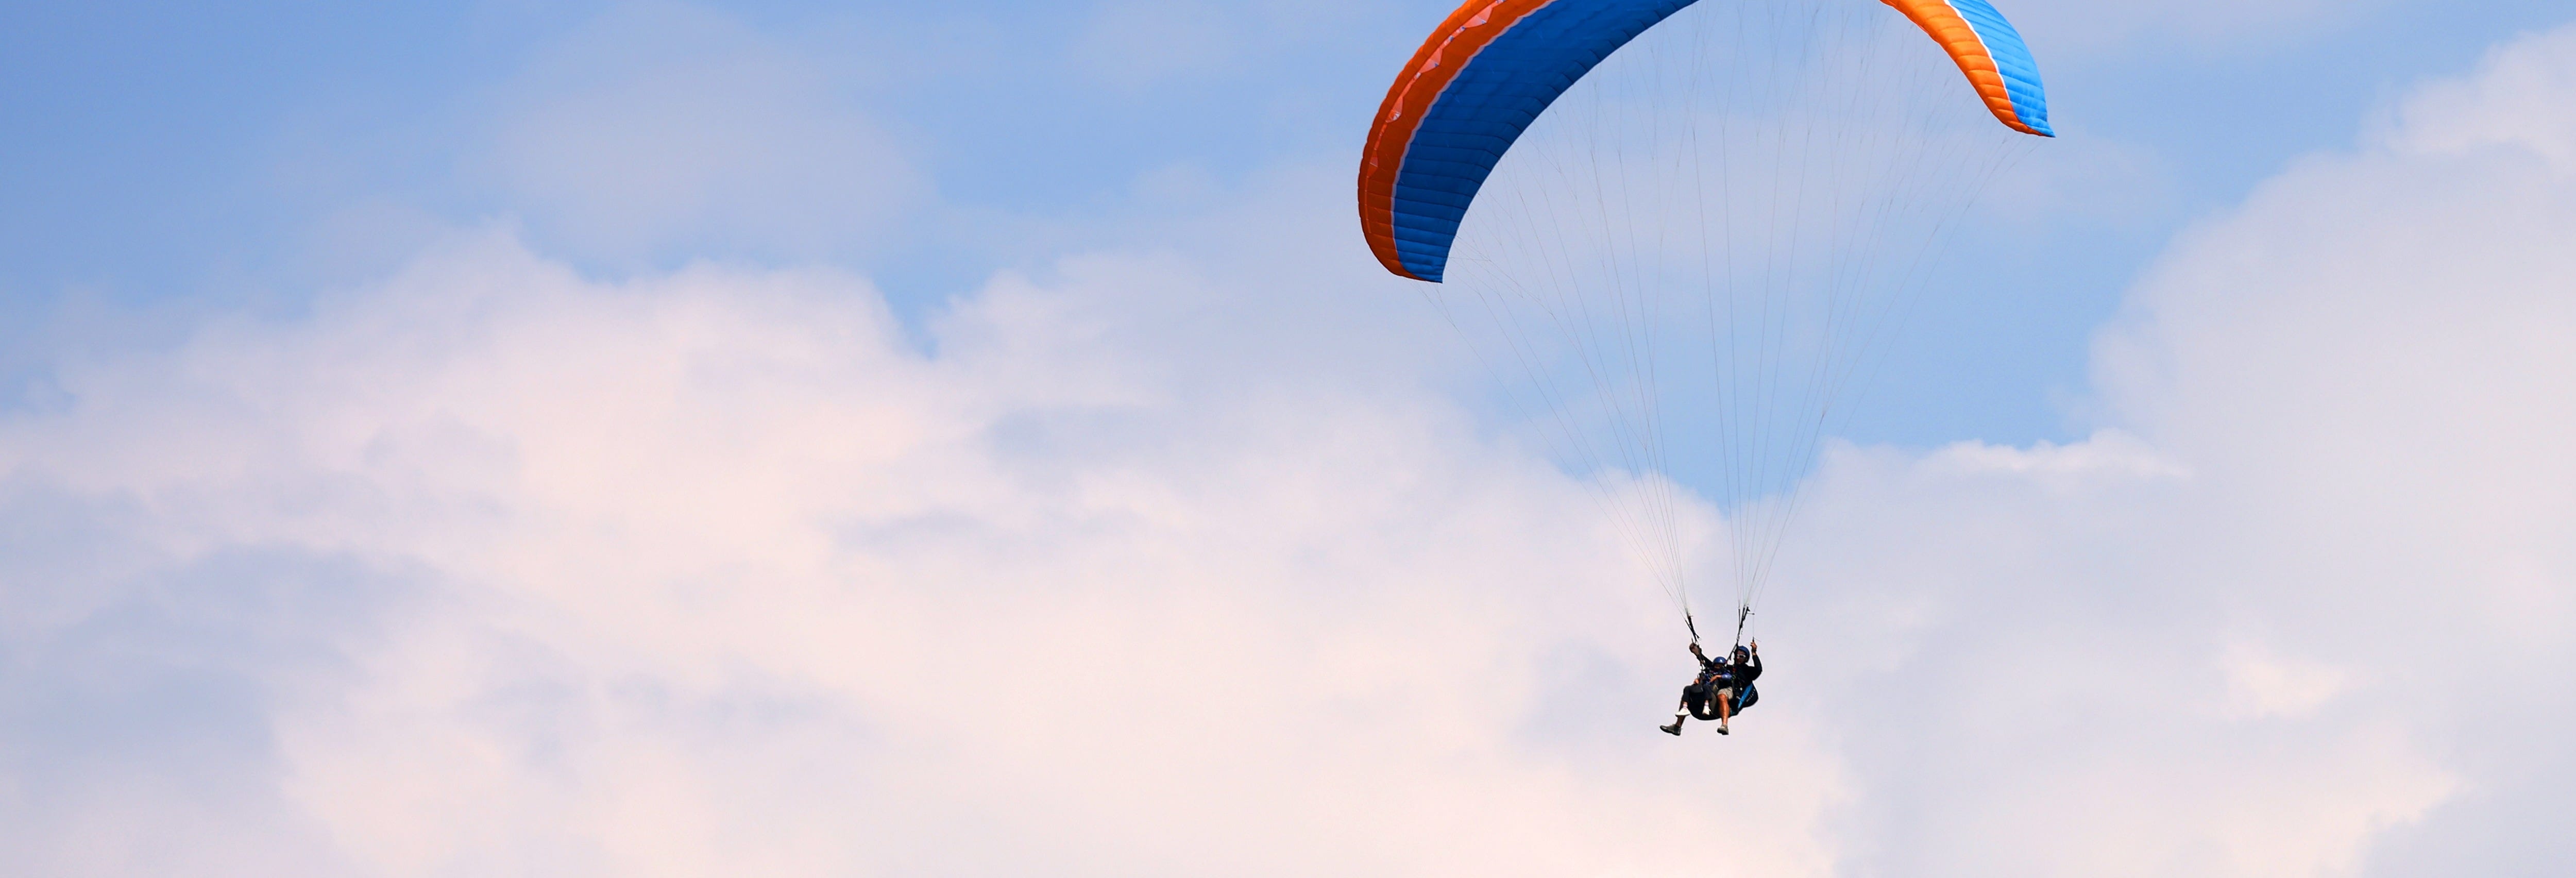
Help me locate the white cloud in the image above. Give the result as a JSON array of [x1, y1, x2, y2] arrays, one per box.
[[0, 228, 1846, 875], [10, 14, 2576, 878], [2221, 641, 2350, 719], [1776, 19, 2576, 874], [2385, 25, 2576, 174]]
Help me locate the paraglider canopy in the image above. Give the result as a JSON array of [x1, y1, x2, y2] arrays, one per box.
[[1359, 0, 2050, 283]]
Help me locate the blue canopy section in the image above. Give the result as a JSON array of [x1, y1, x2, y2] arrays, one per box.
[[1387, 0, 1698, 282], [1948, 0, 2052, 136]]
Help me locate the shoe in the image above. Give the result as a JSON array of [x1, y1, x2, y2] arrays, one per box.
[[1715, 726, 1730, 735], [1659, 722, 1682, 736]]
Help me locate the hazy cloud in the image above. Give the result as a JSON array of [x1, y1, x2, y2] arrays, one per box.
[[479, 3, 927, 265], [2003, 0, 2393, 53]]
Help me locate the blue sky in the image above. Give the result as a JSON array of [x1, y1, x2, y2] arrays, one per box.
[[8, 2, 2576, 874], [7, 0, 2566, 440]]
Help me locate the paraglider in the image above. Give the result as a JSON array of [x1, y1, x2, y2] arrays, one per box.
[[1357, 0, 2052, 734], [1662, 640, 1761, 735]]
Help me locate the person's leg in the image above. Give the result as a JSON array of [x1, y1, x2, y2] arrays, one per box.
[[1716, 688, 1734, 733], [1664, 686, 1698, 734]]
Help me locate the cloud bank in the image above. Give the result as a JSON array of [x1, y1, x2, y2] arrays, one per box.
[[8, 14, 2576, 878], [0, 228, 1846, 875]]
